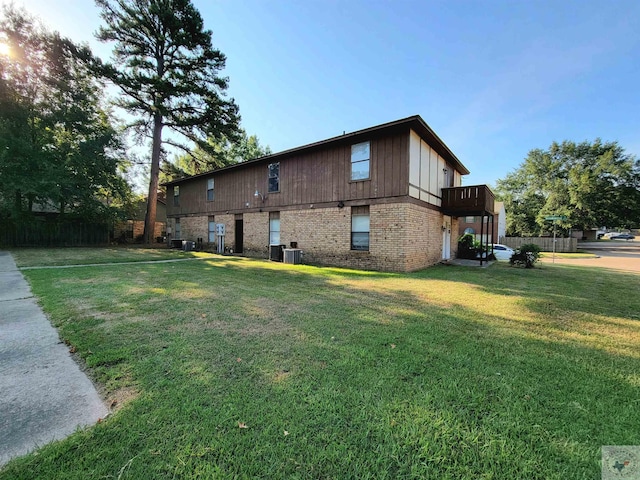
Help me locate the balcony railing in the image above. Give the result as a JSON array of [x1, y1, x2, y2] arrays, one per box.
[[441, 185, 495, 215]]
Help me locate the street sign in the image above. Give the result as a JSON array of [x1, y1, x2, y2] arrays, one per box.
[[544, 215, 567, 221]]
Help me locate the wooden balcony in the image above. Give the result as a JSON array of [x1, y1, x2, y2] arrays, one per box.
[[441, 185, 495, 216]]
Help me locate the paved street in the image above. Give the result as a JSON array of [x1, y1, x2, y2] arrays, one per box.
[[540, 241, 640, 273], [0, 251, 107, 467]]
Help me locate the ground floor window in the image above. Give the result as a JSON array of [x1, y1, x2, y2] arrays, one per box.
[[269, 212, 280, 245], [208, 216, 215, 242], [351, 206, 370, 251], [174, 218, 181, 239]]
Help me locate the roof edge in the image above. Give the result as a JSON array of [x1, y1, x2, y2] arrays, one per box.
[[162, 115, 469, 186]]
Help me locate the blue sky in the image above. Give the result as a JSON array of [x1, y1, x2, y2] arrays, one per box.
[[4, 0, 640, 188]]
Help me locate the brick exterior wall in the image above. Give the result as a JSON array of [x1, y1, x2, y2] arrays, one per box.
[[180, 216, 208, 242], [113, 220, 165, 242], [169, 203, 453, 272], [242, 212, 269, 257], [458, 216, 498, 243]]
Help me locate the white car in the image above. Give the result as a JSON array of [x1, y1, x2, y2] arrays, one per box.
[[490, 244, 515, 261]]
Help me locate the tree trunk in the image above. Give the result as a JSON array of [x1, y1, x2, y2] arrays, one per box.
[[144, 112, 163, 244]]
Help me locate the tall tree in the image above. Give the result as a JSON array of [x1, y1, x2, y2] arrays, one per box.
[[95, 0, 240, 243], [496, 140, 640, 236], [0, 6, 131, 221], [162, 130, 272, 182]]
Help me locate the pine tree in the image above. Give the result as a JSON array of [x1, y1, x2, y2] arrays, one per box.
[[96, 0, 240, 242]]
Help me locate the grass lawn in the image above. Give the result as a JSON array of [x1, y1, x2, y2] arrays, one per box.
[[2, 250, 639, 479], [9, 246, 216, 267], [539, 251, 598, 259]]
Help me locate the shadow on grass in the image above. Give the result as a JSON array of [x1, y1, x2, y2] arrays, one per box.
[[3, 256, 639, 478]]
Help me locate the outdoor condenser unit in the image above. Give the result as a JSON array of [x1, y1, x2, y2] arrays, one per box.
[[283, 248, 302, 264]]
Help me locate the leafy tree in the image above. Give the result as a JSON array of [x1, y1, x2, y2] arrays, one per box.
[[96, 0, 241, 243], [0, 6, 131, 223], [495, 140, 640, 236], [161, 130, 272, 182]]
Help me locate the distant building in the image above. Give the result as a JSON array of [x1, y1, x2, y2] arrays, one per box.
[[458, 201, 505, 244], [113, 196, 166, 242]]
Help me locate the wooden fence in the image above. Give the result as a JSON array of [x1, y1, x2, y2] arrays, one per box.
[[499, 237, 577, 253], [0, 219, 110, 247]]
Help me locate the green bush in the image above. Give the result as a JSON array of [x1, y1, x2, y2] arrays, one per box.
[[457, 234, 496, 261], [509, 243, 542, 268], [457, 233, 476, 259]]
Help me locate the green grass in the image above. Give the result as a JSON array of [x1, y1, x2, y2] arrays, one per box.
[[2, 250, 639, 479], [540, 251, 598, 259], [9, 246, 215, 267]]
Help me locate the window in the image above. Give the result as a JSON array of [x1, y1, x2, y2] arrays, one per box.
[[173, 186, 180, 206], [269, 212, 280, 245], [351, 142, 370, 181], [268, 163, 280, 193], [208, 216, 215, 242], [207, 178, 214, 201], [125, 220, 134, 239], [174, 218, 181, 239], [351, 206, 370, 251], [463, 227, 475, 235]]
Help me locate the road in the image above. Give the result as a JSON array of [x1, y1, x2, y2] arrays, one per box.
[[540, 240, 640, 273]]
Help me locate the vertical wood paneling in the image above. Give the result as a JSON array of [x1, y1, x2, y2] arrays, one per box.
[[399, 132, 409, 194], [391, 135, 401, 195], [383, 136, 392, 198], [172, 131, 415, 214], [420, 140, 429, 189], [409, 130, 421, 187]]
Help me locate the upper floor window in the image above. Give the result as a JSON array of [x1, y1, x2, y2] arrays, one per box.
[[173, 186, 180, 206], [268, 163, 280, 193], [207, 178, 214, 201], [351, 142, 370, 181]]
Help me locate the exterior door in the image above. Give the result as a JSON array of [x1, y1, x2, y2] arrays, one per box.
[[235, 217, 243, 254], [442, 216, 451, 260]]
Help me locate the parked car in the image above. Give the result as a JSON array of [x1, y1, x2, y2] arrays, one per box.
[[610, 233, 635, 240], [490, 244, 515, 261]]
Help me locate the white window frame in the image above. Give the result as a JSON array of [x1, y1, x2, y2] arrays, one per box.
[[268, 163, 280, 193], [269, 212, 280, 245], [173, 186, 180, 206], [351, 142, 370, 181], [208, 216, 215, 242], [351, 206, 370, 251], [207, 178, 214, 201]]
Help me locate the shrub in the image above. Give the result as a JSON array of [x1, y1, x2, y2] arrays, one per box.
[[509, 243, 542, 268], [457, 233, 476, 259], [458, 234, 496, 261]]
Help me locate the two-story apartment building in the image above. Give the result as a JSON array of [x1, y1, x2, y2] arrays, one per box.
[[164, 115, 494, 272]]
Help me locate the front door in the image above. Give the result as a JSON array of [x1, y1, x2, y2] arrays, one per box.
[[442, 216, 451, 260], [235, 218, 243, 254]]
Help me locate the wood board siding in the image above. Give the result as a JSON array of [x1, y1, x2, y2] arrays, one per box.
[[167, 131, 409, 217], [408, 129, 461, 208]]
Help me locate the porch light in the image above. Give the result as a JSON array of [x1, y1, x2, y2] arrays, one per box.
[[254, 190, 265, 202]]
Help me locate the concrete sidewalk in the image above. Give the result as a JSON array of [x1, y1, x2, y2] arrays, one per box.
[[0, 251, 107, 467]]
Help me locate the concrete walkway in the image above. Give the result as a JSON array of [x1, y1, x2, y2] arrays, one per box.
[[0, 251, 107, 467]]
